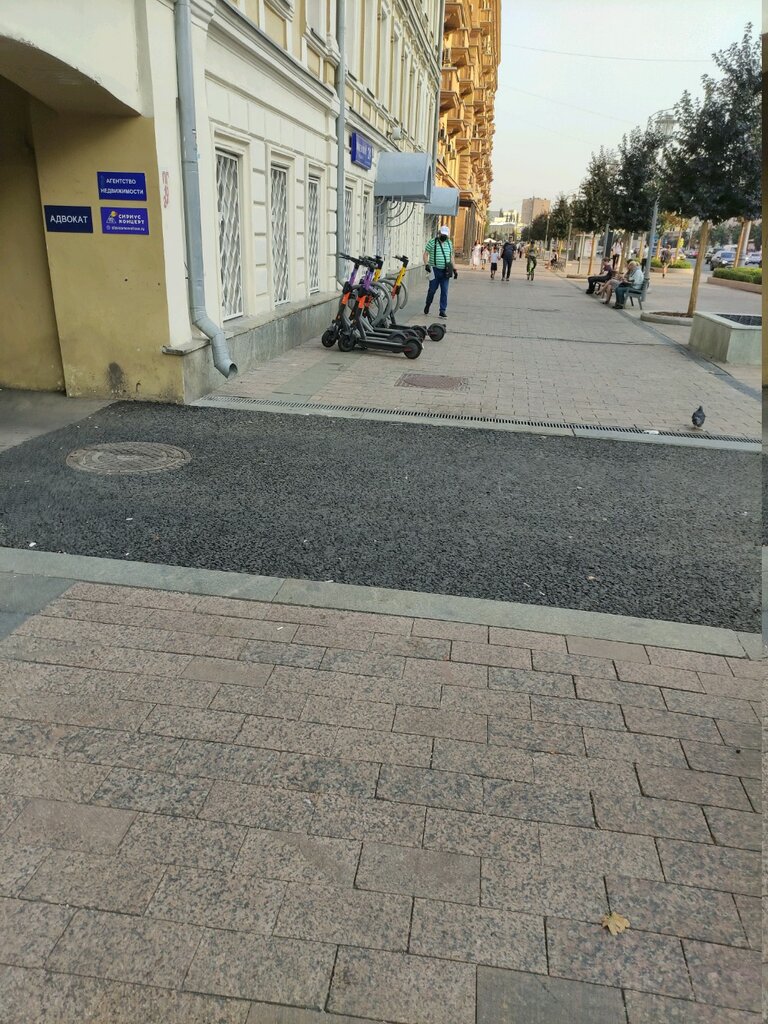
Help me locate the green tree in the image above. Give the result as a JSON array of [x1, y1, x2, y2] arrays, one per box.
[[548, 194, 571, 251], [661, 24, 761, 312], [572, 147, 618, 273], [528, 212, 549, 241]]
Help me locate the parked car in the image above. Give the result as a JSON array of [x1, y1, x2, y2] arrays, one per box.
[[709, 249, 736, 269], [745, 251, 762, 266]]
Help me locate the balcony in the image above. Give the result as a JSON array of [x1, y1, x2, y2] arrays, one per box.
[[440, 90, 462, 114], [458, 75, 474, 97], [446, 114, 466, 136], [444, 1, 467, 31]]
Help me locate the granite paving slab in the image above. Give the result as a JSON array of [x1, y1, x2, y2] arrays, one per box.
[[477, 967, 627, 1024], [328, 947, 475, 1024]]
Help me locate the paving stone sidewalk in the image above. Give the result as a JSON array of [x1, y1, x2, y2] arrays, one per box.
[[203, 260, 761, 437], [0, 580, 762, 1022]]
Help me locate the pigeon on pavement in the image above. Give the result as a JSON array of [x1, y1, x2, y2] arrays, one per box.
[[691, 406, 706, 428]]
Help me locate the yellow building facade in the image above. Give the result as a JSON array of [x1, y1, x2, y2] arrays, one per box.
[[436, 0, 501, 256]]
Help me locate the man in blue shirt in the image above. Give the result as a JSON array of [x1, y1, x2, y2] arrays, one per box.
[[423, 225, 456, 318]]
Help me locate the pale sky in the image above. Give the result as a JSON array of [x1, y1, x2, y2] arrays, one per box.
[[490, 0, 761, 213]]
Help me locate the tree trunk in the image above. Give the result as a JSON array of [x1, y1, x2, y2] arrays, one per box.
[[674, 217, 684, 260], [735, 219, 751, 267], [655, 233, 663, 258], [619, 233, 631, 273], [686, 219, 709, 317], [587, 233, 596, 276]]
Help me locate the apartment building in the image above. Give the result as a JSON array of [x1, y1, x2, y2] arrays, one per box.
[[520, 195, 551, 227], [435, 0, 501, 255], [0, 0, 444, 402]]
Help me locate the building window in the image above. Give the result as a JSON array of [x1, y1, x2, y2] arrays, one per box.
[[344, 186, 354, 252], [378, 6, 390, 102], [215, 151, 244, 320], [361, 191, 370, 254], [307, 176, 321, 293], [270, 165, 290, 305]]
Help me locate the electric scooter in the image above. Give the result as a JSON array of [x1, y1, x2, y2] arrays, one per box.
[[384, 256, 446, 341], [321, 252, 362, 348], [339, 259, 422, 358]]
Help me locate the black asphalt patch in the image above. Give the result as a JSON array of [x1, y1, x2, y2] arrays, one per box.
[[0, 403, 759, 631]]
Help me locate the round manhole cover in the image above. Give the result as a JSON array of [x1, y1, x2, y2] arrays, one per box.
[[66, 442, 192, 475]]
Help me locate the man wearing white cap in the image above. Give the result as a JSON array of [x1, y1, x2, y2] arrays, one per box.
[[423, 225, 457, 319]]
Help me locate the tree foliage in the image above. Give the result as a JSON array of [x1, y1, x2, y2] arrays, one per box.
[[527, 212, 550, 241], [548, 193, 571, 242], [661, 24, 761, 222], [612, 126, 664, 232], [572, 147, 618, 233]]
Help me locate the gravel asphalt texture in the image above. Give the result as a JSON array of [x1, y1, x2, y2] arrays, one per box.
[[0, 402, 760, 631]]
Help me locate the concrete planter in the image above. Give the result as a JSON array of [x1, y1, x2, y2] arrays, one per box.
[[689, 311, 762, 365], [707, 276, 762, 294]]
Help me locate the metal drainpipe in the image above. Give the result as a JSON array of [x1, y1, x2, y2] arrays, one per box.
[[174, 0, 236, 378], [335, 0, 346, 284]]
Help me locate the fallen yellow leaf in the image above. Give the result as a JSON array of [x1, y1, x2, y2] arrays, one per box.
[[601, 912, 630, 936]]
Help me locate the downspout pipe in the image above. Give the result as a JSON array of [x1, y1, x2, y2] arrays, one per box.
[[174, 0, 236, 378], [335, 0, 346, 284]]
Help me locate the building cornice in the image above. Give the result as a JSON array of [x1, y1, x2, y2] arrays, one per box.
[[211, 0, 338, 113]]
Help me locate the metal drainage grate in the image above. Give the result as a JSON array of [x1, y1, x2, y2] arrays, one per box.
[[66, 442, 192, 475], [195, 397, 760, 444], [396, 373, 469, 391]]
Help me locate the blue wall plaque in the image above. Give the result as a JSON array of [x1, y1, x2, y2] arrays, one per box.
[[350, 133, 374, 169], [101, 207, 150, 235], [97, 172, 147, 201], [44, 206, 93, 233]]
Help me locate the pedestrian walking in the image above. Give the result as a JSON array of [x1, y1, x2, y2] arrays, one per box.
[[611, 240, 621, 269], [660, 246, 672, 278], [471, 241, 481, 270], [481, 245, 489, 270], [525, 241, 537, 281], [423, 225, 457, 319], [501, 238, 516, 281], [489, 245, 499, 279]]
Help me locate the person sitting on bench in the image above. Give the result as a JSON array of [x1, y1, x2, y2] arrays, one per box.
[[612, 260, 645, 309], [586, 258, 613, 295]]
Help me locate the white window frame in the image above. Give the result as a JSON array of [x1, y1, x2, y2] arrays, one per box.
[[214, 146, 246, 321], [306, 170, 323, 294], [343, 183, 355, 254], [268, 156, 293, 307], [378, 4, 391, 104]]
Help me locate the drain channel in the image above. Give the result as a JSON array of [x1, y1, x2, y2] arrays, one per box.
[[194, 396, 760, 445]]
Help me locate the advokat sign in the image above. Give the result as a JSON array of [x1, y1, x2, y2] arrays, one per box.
[[44, 206, 93, 233]]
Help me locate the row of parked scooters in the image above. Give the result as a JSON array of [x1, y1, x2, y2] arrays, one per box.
[[321, 253, 446, 359]]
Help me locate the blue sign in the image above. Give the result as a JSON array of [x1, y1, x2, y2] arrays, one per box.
[[44, 205, 93, 233], [350, 132, 374, 169], [101, 207, 149, 235], [97, 171, 147, 201]]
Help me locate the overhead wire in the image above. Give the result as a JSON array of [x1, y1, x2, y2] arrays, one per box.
[[504, 43, 712, 63]]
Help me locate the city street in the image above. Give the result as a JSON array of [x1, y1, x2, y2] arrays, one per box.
[[202, 258, 761, 438], [1, 2, 762, 1021]]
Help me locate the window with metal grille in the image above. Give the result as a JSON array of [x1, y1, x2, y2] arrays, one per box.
[[215, 151, 243, 319], [361, 192, 370, 254], [307, 176, 321, 293], [344, 186, 354, 253], [270, 165, 290, 305]]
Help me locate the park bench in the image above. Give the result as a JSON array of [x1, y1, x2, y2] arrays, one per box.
[[626, 278, 649, 310]]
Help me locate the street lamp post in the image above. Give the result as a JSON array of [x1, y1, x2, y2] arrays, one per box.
[[644, 110, 676, 289]]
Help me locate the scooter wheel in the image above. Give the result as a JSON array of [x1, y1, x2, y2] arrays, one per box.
[[321, 329, 337, 348], [403, 339, 422, 360], [338, 334, 356, 352], [427, 324, 446, 341]]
